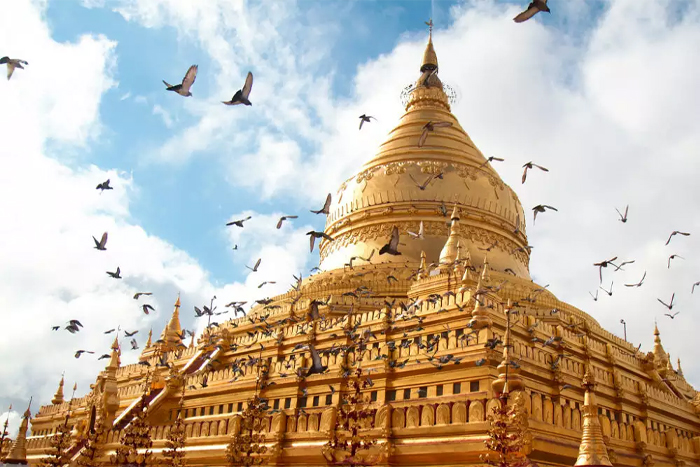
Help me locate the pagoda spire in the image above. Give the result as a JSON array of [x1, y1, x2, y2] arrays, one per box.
[[492, 301, 524, 395], [417, 250, 427, 280], [574, 370, 612, 467], [652, 322, 667, 364], [160, 293, 183, 350], [421, 18, 438, 72], [4, 399, 31, 465], [677, 358, 684, 377], [439, 206, 461, 266], [51, 373, 65, 405], [107, 335, 120, 370]]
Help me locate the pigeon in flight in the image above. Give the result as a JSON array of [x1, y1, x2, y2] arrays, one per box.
[[93, 232, 108, 251], [96, 179, 113, 192], [74, 350, 95, 359], [615, 205, 629, 223], [246, 258, 262, 272], [222, 71, 253, 106], [665, 231, 690, 246], [106, 267, 122, 279], [532, 205, 557, 224], [359, 114, 376, 130], [226, 216, 252, 227], [513, 1, 550, 23], [407, 221, 424, 240], [379, 226, 402, 256], [418, 121, 452, 148], [276, 215, 298, 229], [133, 292, 152, 300], [311, 193, 332, 215], [522, 161, 549, 184], [0, 57, 28, 80], [307, 231, 334, 253], [163, 64, 198, 97]]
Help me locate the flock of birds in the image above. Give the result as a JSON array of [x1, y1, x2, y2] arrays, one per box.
[[3, 0, 692, 411]]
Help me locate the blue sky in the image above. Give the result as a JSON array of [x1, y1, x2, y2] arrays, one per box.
[[2, 0, 700, 434]]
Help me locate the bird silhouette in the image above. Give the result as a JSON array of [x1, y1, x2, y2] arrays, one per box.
[[666, 231, 690, 246], [311, 193, 332, 215], [163, 64, 198, 97], [106, 267, 121, 279], [513, 1, 550, 23], [532, 204, 557, 224], [96, 179, 113, 192], [657, 293, 675, 310], [359, 114, 376, 130], [615, 205, 629, 223], [379, 226, 402, 256], [93, 232, 108, 251], [418, 121, 452, 147], [0, 57, 28, 80], [276, 215, 298, 229], [522, 161, 549, 184], [307, 231, 334, 253], [226, 216, 251, 227], [222, 71, 253, 106]]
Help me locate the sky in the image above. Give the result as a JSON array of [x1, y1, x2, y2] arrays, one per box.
[[1, 0, 699, 435]]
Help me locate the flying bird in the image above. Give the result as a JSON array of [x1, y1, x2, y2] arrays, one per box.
[[666, 231, 690, 246], [599, 281, 613, 297], [613, 260, 635, 271], [0, 57, 28, 80], [222, 71, 254, 106], [142, 304, 155, 315], [74, 350, 95, 359], [407, 221, 424, 240], [409, 173, 441, 191], [593, 257, 618, 283], [124, 330, 138, 337], [379, 226, 401, 256], [226, 216, 251, 227], [521, 161, 549, 184], [307, 231, 334, 253], [133, 292, 152, 300], [93, 232, 108, 251], [665, 311, 680, 319], [513, 1, 550, 23], [418, 121, 452, 148], [668, 254, 684, 269], [258, 281, 276, 288], [130, 339, 139, 350], [615, 205, 629, 223], [96, 179, 113, 192], [479, 156, 505, 169], [276, 215, 298, 229], [163, 64, 198, 97], [657, 293, 675, 310], [692, 281, 700, 294], [311, 193, 332, 215], [625, 271, 646, 288], [532, 205, 557, 224], [106, 267, 121, 279], [589, 290, 598, 301], [305, 344, 328, 377], [104, 329, 115, 334], [359, 114, 376, 130], [246, 258, 262, 272]]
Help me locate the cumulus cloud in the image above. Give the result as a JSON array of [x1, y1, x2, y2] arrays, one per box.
[[105, 0, 700, 385]]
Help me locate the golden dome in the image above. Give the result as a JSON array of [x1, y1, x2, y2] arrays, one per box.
[[319, 33, 530, 279]]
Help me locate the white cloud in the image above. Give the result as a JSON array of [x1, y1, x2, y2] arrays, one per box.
[[107, 0, 700, 386], [152, 103, 175, 127], [119, 91, 131, 100]]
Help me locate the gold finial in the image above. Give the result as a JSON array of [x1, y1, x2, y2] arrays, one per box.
[[575, 370, 612, 467], [439, 206, 462, 266], [450, 204, 459, 220], [145, 328, 153, 348], [51, 373, 65, 405], [175, 292, 181, 308], [421, 18, 438, 72], [417, 250, 427, 280], [492, 301, 524, 395], [677, 358, 684, 376]]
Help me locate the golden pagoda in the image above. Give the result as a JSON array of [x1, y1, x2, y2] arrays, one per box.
[[23, 27, 700, 467]]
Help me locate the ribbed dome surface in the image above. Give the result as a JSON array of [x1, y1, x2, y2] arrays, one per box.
[[318, 36, 530, 279]]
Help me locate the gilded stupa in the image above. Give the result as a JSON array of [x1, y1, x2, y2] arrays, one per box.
[[20, 28, 700, 467]]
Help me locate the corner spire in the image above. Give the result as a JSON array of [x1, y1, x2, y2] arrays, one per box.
[[652, 322, 667, 364], [51, 373, 65, 405], [575, 370, 612, 467], [160, 294, 183, 351], [677, 358, 684, 377], [107, 336, 121, 370], [492, 301, 524, 395], [4, 398, 32, 465]]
